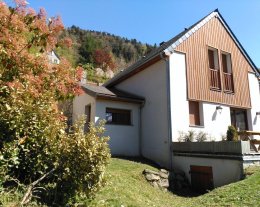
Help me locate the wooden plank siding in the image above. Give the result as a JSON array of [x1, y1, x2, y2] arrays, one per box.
[[176, 17, 253, 108]]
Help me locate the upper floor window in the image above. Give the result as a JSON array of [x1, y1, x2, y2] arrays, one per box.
[[208, 48, 221, 90], [106, 108, 131, 125], [221, 52, 234, 93], [208, 48, 219, 70]]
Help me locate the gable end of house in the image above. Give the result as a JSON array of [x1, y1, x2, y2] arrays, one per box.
[[104, 9, 259, 88]]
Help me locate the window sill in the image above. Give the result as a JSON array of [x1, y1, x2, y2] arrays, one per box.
[[224, 90, 234, 95], [210, 88, 222, 92], [189, 125, 205, 128], [106, 123, 133, 126]]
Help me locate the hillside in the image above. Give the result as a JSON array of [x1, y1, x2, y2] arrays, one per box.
[[1, 158, 259, 206], [56, 26, 157, 73], [88, 158, 260, 207]]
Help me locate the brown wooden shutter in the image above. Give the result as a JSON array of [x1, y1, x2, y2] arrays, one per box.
[[208, 50, 215, 69], [189, 101, 200, 126]]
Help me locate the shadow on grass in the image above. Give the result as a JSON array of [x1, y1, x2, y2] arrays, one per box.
[[112, 155, 162, 169], [112, 156, 207, 198], [168, 184, 206, 198]]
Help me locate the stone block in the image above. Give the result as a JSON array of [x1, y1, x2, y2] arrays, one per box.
[[145, 173, 160, 181]]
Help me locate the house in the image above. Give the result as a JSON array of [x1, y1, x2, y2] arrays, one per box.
[[73, 10, 260, 189], [48, 50, 60, 64]]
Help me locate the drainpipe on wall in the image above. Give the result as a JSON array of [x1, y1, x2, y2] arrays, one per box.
[[160, 52, 173, 170], [139, 101, 145, 157]]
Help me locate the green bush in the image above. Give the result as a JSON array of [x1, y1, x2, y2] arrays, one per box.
[[0, 115, 110, 205], [184, 130, 195, 142], [226, 125, 238, 141], [41, 119, 110, 205], [196, 131, 208, 142]]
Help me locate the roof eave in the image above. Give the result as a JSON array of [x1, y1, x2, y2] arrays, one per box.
[[96, 94, 145, 104], [104, 53, 165, 87]]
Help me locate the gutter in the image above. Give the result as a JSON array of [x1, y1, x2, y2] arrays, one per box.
[[160, 52, 173, 170]]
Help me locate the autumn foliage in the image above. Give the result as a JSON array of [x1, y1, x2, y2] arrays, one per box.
[[93, 49, 116, 71], [0, 1, 82, 99], [0, 1, 110, 205]]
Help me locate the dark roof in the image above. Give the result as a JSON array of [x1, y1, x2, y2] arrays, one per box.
[[52, 50, 60, 60], [81, 83, 144, 103], [104, 9, 259, 87]]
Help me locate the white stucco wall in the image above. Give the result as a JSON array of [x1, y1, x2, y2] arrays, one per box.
[[95, 100, 140, 156], [247, 73, 260, 134], [72, 93, 96, 123], [169, 52, 189, 140], [73, 93, 140, 156], [115, 60, 170, 168], [170, 51, 231, 141], [197, 103, 231, 141], [172, 156, 243, 187]]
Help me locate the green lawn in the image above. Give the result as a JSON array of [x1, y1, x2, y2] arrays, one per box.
[[1, 158, 259, 206], [89, 158, 260, 207]]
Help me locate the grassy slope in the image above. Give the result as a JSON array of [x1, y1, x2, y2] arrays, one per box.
[[1, 158, 259, 206], [189, 171, 260, 207], [90, 158, 260, 207], [89, 158, 185, 207]]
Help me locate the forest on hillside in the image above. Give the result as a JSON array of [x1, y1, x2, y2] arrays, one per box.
[[56, 26, 157, 82]]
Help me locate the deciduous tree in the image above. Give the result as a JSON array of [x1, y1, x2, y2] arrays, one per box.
[[93, 49, 116, 71], [0, 1, 110, 205]]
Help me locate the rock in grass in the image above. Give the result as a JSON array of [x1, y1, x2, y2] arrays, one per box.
[[158, 179, 169, 188], [143, 169, 160, 175], [159, 171, 169, 179], [145, 173, 160, 181], [160, 169, 168, 173]]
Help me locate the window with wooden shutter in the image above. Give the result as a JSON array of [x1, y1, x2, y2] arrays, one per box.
[[221, 52, 234, 93], [208, 48, 221, 90], [189, 101, 201, 126], [208, 50, 215, 69], [222, 53, 228, 73]]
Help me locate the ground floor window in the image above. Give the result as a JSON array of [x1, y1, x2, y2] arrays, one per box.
[[106, 108, 131, 125], [230, 108, 248, 131], [189, 101, 202, 126]]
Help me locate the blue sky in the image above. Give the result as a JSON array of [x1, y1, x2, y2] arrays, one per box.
[[6, 0, 260, 66]]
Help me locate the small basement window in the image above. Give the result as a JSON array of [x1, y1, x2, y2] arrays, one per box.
[[106, 108, 131, 125]]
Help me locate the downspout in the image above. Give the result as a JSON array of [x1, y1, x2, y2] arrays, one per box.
[[160, 52, 173, 170], [139, 101, 145, 157]]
